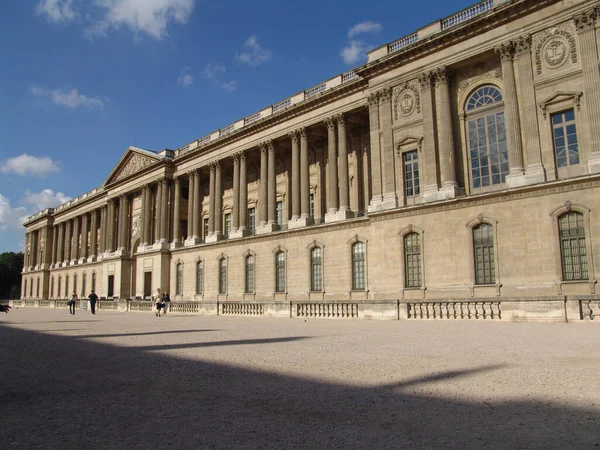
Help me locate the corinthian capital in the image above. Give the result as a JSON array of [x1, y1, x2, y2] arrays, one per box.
[[574, 8, 597, 32], [418, 71, 433, 89], [324, 116, 337, 130], [432, 66, 449, 85], [367, 91, 379, 107], [259, 140, 273, 153], [494, 42, 515, 61], [335, 112, 346, 127], [288, 130, 299, 143], [378, 87, 393, 102], [513, 34, 532, 55]]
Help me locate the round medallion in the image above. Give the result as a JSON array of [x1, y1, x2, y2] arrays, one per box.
[[542, 37, 569, 69], [399, 90, 416, 116]]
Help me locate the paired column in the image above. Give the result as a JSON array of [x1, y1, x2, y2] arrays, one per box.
[[214, 162, 223, 239], [495, 42, 526, 187], [258, 143, 269, 227], [172, 176, 182, 248], [367, 92, 383, 210], [57, 223, 64, 266], [160, 180, 169, 243], [64, 220, 72, 263], [325, 114, 353, 223], [289, 131, 301, 221], [106, 200, 115, 253], [288, 128, 313, 229], [89, 210, 98, 260], [230, 152, 250, 238], [192, 171, 201, 242], [419, 72, 440, 200], [575, 9, 600, 173], [51, 226, 58, 266], [186, 174, 194, 243], [337, 114, 351, 215], [81, 213, 89, 261], [257, 141, 278, 233], [325, 117, 338, 216], [514, 35, 545, 183], [232, 154, 240, 231], [434, 67, 459, 196], [208, 164, 215, 237], [239, 152, 248, 234]]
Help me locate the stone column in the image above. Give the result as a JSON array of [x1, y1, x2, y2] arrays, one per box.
[[300, 128, 313, 224], [160, 180, 168, 243], [98, 207, 105, 254], [367, 92, 383, 211], [71, 217, 79, 262], [172, 176, 182, 248], [64, 220, 72, 264], [208, 164, 215, 236], [337, 113, 352, 218], [289, 130, 301, 221], [190, 172, 200, 242], [325, 116, 338, 218], [239, 152, 249, 234], [154, 181, 162, 244], [139, 187, 146, 247], [185, 174, 193, 244], [232, 154, 240, 232], [90, 210, 98, 260], [496, 42, 526, 187], [208, 162, 223, 242], [57, 224, 64, 265], [51, 226, 58, 266], [362, 135, 371, 214], [81, 213, 89, 261], [434, 67, 459, 196], [575, 9, 600, 173], [117, 197, 124, 250], [107, 200, 115, 252], [121, 195, 131, 252], [259, 143, 269, 227], [419, 72, 441, 201], [31, 231, 38, 268], [514, 35, 545, 184], [379, 87, 398, 209], [267, 141, 277, 227]]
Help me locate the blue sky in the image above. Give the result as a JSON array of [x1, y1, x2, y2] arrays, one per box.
[[0, 0, 476, 253]]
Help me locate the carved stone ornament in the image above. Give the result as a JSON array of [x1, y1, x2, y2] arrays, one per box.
[[574, 9, 597, 32], [456, 60, 502, 99], [418, 71, 433, 89], [565, 200, 572, 212], [533, 24, 577, 75], [513, 35, 532, 55], [131, 216, 141, 237], [494, 42, 515, 61], [113, 153, 155, 183], [432, 66, 449, 84], [393, 81, 421, 120]]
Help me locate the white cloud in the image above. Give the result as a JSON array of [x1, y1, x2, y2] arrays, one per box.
[[348, 21, 382, 39], [31, 85, 106, 109], [201, 62, 226, 80], [340, 40, 369, 65], [86, 0, 194, 40], [219, 80, 238, 93], [236, 35, 272, 67], [35, 0, 77, 24], [0, 194, 28, 232], [178, 67, 193, 87], [22, 189, 71, 212], [0, 154, 60, 177]]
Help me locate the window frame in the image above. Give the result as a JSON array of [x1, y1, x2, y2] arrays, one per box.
[[218, 255, 228, 294], [309, 244, 324, 292], [196, 259, 204, 296], [175, 261, 183, 296], [274, 248, 287, 293], [465, 215, 501, 293], [347, 237, 368, 291], [398, 226, 426, 294], [244, 251, 256, 294]]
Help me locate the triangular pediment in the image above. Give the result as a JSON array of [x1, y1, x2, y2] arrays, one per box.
[[396, 135, 423, 152], [104, 147, 163, 186], [539, 91, 582, 117]]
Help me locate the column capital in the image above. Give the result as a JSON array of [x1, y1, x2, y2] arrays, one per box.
[[432, 66, 449, 84], [298, 127, 307, 140], [418, 71, 433, 89], [259, 140, 274, 152], [378, 86, 393, 102], [513, 34, 532, 55], [119, 193, 129, 201], [574, 8, 597, 32], [173, 174, 181, 184], [288, 130, 299, 143], [335, 112, 346, 127], [324, 116, 337, 129], [367, 91, 380, 108], [494, 41, 515, 61]]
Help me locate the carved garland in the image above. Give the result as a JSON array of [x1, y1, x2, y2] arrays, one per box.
[[393, 81, 421, 120], [533, 26, 577, 75]]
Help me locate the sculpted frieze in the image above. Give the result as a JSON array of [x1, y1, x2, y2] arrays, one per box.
[[113, 153, 156, 183], [393, 80, 421, 121], [532, 23, 577, 75]]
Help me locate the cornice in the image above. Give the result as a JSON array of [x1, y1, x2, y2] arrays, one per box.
[[355, 0, 562, 80]]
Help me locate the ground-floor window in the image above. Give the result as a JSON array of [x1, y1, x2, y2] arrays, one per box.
[[311, 247, 323, 291], [219, 258, 227, 294], [559, 211, 588, 281], [275, 251, 285, 293]]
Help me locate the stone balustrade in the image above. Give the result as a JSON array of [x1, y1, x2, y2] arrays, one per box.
[[388, 33, 419, 53], [579, 299, 599, 320], [221, 303, 264, 316], [296, 302, 359, 318], [407, 301, 502, 319], [170, 302, 201, 314], [441, 0, 494, 30]]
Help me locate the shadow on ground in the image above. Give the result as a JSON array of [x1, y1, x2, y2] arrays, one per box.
[[0, 323, 598, 449]]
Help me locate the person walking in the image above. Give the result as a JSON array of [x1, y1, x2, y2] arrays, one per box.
[[162, 290, 171, 316], [88, 290, 98, 315], [68, 291, 78, 315], [153, 288, 164, 317]]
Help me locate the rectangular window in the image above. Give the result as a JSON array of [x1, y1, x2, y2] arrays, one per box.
[[473, 224, 495, 285], [404, 151, 420, 197], [275, 252, 285, 293], [219, 259, 227, 294], [248, 207, 256, 235], [559, 212, 588, 281], [245, 256, 255, 293], [196, 262, 204, 295], [107, 275, 114, 297], [404, 233, 422, 288], [224, 213, 231, 239], [311, 247, 323, 291], [552, 109, 579, 179], [468, 112, 508, 189], [352, 242, 366, 290], [176, 263, 183, 296], [309, 193, 315, 219], [276, 201, 283, 227], [204, 218, 209, 240]]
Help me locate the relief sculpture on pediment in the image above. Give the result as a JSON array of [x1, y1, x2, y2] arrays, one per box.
[[113, 153, 155, 183]]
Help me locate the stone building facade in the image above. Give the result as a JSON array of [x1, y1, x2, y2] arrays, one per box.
[[21, 0, 600, 321]]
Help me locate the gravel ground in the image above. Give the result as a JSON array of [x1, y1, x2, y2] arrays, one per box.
[[0, 308, 598, 449]]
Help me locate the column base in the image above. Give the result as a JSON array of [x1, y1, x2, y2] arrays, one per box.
[[78, 258, 87, 265], [205, 233, 224, 243], [114, 248, 130, 257], [87, 256, 97, 263], [439, 183, 463, 199], [170, 240, 184, 250], [288, 217, 314, 229], [506, 169, 527, 188], [525, 164, 546, 185], [381, 192, 398, 210], [256, 223, 279, 235], [151, 241, 170, 251], [367, 195, 384, 212], [230, 229, 251, 239], [184, 237, 202, 247], [324, 209, 354, 223], [422, 184, 442, 202], [588, 152, 600, 174]]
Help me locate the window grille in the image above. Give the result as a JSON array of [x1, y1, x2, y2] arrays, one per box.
[[404, 233, 422, 288], [352, 242, 366, 290], [275, 251, 285, 293], [245, 255, 255, 293], [552, 109, 579, 173], [311, 247, 323, 291], [559, 212, 588, 281], [404, 151, 420, 197], [473, 223, 495, 284]]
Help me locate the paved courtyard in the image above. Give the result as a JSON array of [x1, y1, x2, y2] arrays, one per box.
[[0, 308, 598, 449]]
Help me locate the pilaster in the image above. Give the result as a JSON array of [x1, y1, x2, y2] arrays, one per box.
[[171, 176, 183, 249], [419, 72, 441, 201], [325, 116, 338, 221], [367, 92, 383, 210], [289, 128, 313, 229]]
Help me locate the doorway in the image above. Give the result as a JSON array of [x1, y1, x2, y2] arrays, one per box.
[[144, 272, 152, 299]]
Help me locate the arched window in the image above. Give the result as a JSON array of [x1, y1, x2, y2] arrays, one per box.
[[245, 255, 255, 293], [219, 258, 227, 294], [176, 263, 183, 295], [275, 251, 286, 293], [91, 272, 96, 293], [82, 273, 87, 298], [352, 242, 365, 290], [404, 232, 422, 288], [65, 275, 69, 297], [58, 276, 62, 299], [558, 212, 588, 281], [36, 277, 40, 298], [465, 85, 508, 190], [51, 276, 55, 299], [196, 261, 204, 295], [310, 247, 323, 291], [473, 223, 495, 285], [73, 274, 78, 297]]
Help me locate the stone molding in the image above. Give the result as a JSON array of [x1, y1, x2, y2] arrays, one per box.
[[494, 41, 515, 61], [533, 23, 577, 75], [393, 80, 421, 120], [574, 8, 597, 32]]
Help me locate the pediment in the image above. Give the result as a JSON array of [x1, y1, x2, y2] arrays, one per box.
[[396, 135, 423, 153], [104, 147, 163, 186], [539, 91, 582, 117]]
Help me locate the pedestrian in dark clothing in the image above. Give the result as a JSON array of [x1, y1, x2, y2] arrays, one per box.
[[163, 291, 171, 316], [88, 291, 98, 315], [68, 292, 78, 315]]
